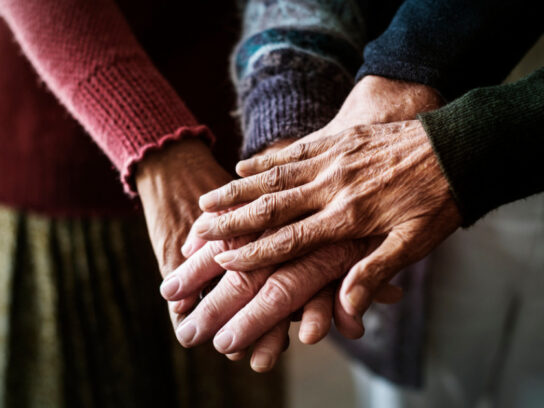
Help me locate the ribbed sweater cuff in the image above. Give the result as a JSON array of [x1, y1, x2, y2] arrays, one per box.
[[418, 69, 544, 226], [74, 55, 214, 194], [356, 56, 441, 93], [240, 70, 352, 158]]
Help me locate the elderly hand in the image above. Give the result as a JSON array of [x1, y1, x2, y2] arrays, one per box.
[[160, 139, 380, 372], [163, 222, 405, 366], [166, 220, 376, 371], [192, 79, 461, 317]]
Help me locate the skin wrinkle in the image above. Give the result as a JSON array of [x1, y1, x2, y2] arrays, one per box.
[[202, 119, 460, 316], [159, 76, 459, 371]]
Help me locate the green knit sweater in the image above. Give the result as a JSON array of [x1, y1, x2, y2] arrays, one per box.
[[419, 67, 544, 226]]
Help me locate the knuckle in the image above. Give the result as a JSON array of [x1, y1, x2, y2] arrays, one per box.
[[200, 297, 221, 322], [224, 271, 259, 296], [358, 261, 385, 289], [261, 276, 294, 310], [260, 154, 275, 169], [215, 214, 233, 234], [254, 194, 277, 222], [289, 143, 308, 161], [262, 166, 284, 191], [274, 225, 298, 255], [225, 181, 241, 202]]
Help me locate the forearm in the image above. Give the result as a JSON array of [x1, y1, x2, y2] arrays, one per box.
[[357, 0, 542, 100], [0, 0, 209, 194], [233, 0, 367, 157], [418, 67, 544, 225]]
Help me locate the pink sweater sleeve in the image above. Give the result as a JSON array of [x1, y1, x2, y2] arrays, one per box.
[[0, 0, 213, 194]]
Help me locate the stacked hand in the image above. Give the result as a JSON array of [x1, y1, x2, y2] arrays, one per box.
[[153, 76, 462, 372]]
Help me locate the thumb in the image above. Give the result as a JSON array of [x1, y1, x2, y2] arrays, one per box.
[[340, 222, 420, 317]]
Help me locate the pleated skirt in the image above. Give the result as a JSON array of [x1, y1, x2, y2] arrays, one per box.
[[0, 206, 284, 408]]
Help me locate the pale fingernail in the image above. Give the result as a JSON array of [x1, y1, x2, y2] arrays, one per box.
[[195, 219, 211, 236], [199, 191, 218, 211], [176, 320, 197, 346], [251, 352, 273, 372], [299, 322, 320, 344], [181, 243, 193, 257], [346, 285, 365, 315], [236, 160, 252, 175], [215, 251, 237, 267], [214, 330, 234, 352], [160, 276, 180, 299]]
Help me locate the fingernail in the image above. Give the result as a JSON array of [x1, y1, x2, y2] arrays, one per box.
[[299, 322, 320, 344], [195, 219, 211, 236], [235, 160, 251, 175], [176, 320, 197, 346], [346, 285, 365, 315], [181, 243, 193, 257], [215, 251, 237, 267], [160, 276, 180, 299], [214, 330, 234, 352], [251, 352, 273, 372], [199, 191, 218, 211]]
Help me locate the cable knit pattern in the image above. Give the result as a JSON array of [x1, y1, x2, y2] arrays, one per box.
[[0, 0, 210, 194]]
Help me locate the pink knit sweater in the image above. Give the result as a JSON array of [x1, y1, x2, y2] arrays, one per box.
[[0, 0, 239, 215]]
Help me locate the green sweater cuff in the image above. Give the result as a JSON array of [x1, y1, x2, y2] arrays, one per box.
[[418, 68, 544, 227]]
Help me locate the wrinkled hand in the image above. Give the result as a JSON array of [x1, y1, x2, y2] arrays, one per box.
[[156, 139, 368, 371], [163, 221, 404, 363], [164, 218, 371, 371], [192, 78, 461, 318]]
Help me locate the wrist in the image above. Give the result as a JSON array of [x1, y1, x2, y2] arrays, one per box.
[[136, 138, 213, 182], [136, 138, 230, 210], [337, 75, 444, 125]]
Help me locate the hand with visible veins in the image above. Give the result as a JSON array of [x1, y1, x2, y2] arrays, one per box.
[[159, 77, 442, 367], [190, 77, 461, 321], [164, 221, 403, 360], [136, 138, 300, 370], [159, 139, 373, 372]]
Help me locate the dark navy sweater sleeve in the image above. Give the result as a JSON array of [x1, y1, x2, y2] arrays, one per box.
[[357, 0, 543, 100]]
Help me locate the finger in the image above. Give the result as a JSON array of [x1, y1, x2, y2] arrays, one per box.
[[161, 240, 227, 301], [340, 223, 420, 317], [162, 234, 256, 301], [175, 268, 273, 347], [181, 212, 216, 257], [299, 286, 334, 345], [236, 137, 334, 177], [334, 284, 402, 336], [171, 294, 199, 316], [250, 319, 290, 373], [214, 211, 339, 272], [195, 186, 318, 241], [333, 285, 365, 339], [199, 161, 319, 212], [226, 349, 247, 361], [213, 241, 370, 354]]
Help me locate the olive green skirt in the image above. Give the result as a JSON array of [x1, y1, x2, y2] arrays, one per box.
[[0, 206, 284, 408]]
